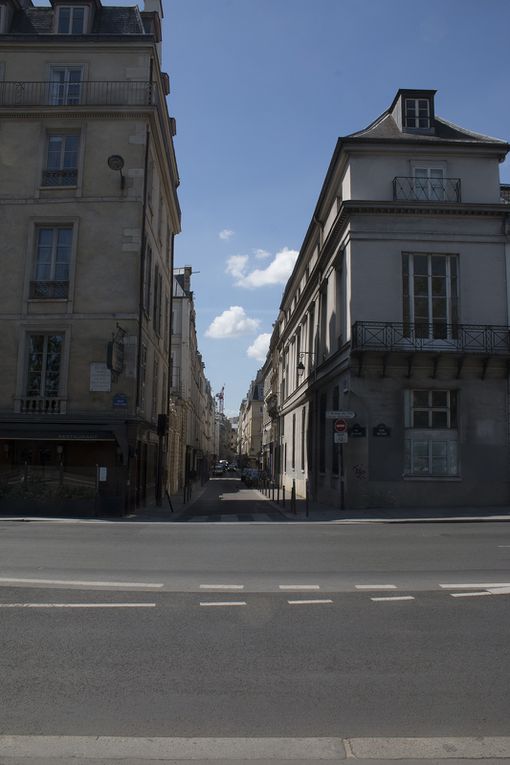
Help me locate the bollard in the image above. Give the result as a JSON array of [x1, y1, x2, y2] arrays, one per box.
[[291, 480, 296, 514], [305, 479, 309, 518], [282, 485, 285, 507], [271, 482, 275, 502], [277, 485, 280, 505]]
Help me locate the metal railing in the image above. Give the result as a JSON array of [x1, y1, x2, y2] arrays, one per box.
[[15, 397, 67, 415], [42, 169, 78, 187], [393, 176, 461, 202], [29, 281, 69, 299], [352, 321, 510, 354], [0, 80, 153, 107]]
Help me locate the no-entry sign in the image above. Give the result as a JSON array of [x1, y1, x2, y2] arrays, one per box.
[[334, 419, 347, 433]]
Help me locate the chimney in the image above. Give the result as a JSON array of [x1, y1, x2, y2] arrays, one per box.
[[144, 0, 163, 21], [183, 266, 192, 293]]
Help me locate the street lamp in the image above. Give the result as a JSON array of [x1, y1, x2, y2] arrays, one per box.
[[107, 154, 126, 189], [296, 352, 314, 377]]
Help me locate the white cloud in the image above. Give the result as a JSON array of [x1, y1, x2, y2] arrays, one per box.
[[247, 333, 271, 362], [233, 247, 299, 288], [254, 248, 271, 260], [225, 255, 249, 280], [205, 306, 260, 339], [219, 229, 234, 241]]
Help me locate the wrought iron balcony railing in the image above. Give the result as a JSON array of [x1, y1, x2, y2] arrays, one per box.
[[41, 168, 78, 187], [393, 176, 461, 202], [15, 397, 67, 415], [352, 321, 510, 354], [0, 80, 154, 107], [29, 281, 69, 299]]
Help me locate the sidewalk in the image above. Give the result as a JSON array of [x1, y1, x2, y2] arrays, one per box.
[[130, 480, 209, 521], [257, 490, 510, 523]]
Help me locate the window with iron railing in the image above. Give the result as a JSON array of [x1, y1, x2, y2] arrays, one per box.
[[42, 133, 79, 187], [30, 226, 72, 300]]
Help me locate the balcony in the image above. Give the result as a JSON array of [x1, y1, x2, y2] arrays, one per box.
[[352, 321, 510, 355], [501, 184, 510, 203], [15, 397, 67, 415], [29, 281, 69, 299], [0, 80, 153, 108], [393, 176, 461, 203], [42, 169, 78, 187]]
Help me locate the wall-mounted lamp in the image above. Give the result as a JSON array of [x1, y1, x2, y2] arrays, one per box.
[[296, 352, 315, 376], [107, 154, 125, 189]]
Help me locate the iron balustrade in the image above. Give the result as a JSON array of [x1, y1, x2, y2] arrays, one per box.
[[393, 176, 461, 202], [29, 281, 69, 299], [352, 321, 510, 354], [0, 80, 154, 107], [41, 169, 78, 187]]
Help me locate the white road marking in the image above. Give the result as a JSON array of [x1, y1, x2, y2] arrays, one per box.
[[199, 584, 244, 590], [371, 595, 415, 602], [279, 584, 320, 590], [355, 584, 397, 590], [0, 603, 156, 608], [487, 586, 510, 595], [450, 591, 492, 598], [439, 582, 510, 589], [497, 545, 510, 548], [287, 599, 333, 605], [199, 601, 247, 607], [0, 577, 163, 589]]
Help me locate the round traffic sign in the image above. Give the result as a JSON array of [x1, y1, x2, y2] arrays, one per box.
[[334, 419, 347, 433]]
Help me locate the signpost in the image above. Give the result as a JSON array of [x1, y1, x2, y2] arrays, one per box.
[[334, 419, 348, 433], [334, 432, 348, 444]]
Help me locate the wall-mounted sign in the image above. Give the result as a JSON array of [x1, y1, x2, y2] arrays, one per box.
[[373, 423, 391, 437], [89, 362, 111, 392], [112, 393, 128, 409], [326, 410, 356, 419], [349, 423, 367, 438], [98, 466, 108, 482], [107, 340, 124, 375], [334, 432, 348, 444]]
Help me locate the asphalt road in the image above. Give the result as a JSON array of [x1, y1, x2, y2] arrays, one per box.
[[1, 481, 510, 762]]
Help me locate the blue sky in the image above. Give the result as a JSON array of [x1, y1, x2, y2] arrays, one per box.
[[160, 0, 510, 415]]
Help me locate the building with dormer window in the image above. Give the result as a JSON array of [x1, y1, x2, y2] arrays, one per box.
[[267, 88, 510, 510], [0, 0, 180, 514]]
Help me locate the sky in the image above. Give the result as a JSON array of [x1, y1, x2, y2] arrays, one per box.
[[39, 0, 510, 416]]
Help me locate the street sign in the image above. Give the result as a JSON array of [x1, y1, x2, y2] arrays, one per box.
[[334, 419, 348, 433], [326, 410, 355, 419], [334, 432, 348, 444]]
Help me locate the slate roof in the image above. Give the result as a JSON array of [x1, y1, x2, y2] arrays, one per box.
[[346, 110, 508, 146], [8, 5, 147, 35]]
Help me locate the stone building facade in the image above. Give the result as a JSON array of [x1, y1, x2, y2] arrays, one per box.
[[269, 89, 510, 509], [0, 0, 180, 512]]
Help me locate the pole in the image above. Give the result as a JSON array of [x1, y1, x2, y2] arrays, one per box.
[[340, 443, 345, 511]]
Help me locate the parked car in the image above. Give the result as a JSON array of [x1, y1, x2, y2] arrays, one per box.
[[212, 463, 226, 477], [242, 468, 260, 487]]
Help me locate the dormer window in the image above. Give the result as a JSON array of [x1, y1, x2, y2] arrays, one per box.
[[57, 5, 87, 34], [404, 98, 431, 129]]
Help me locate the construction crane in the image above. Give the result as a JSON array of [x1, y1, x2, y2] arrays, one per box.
[[215, 385, 225, 414]]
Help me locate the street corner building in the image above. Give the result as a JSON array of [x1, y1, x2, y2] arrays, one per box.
[[264, 89, 510, 510], [0, 0, 181, 514]]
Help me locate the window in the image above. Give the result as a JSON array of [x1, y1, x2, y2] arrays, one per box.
[[403, 253, 458, 340], [404, 98, 430, 129], [301, 407, 306, 471], [49, 66, 83, 105], [405, 390, 458, 477], [57, 6, 86, 33], [291, 413, 296, 470], [414, 167, 445, 201], [143, 246, 152, 315], [151, 357, 159, 422], [25, 334, 63, 398], [139, 344, 147, 411], [146, 157, 154, 210], [43, 134, 79, 187], [153, 265, 162, 335], [30, 227, 72, 299], [331, 385, 340, 476]]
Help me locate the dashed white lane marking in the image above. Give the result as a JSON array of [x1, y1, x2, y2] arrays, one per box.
[[439, 582, 510, 589], [287, 599, 333, 605], [199, 584, 244, 590], [488, 586, 510, 595], [279, 584, 320, 590], [0, 603, 156, 608], [497, 545, 510, 547], [355, 584, 397, 590], [450, 591, 492, 598], [199, 601, 247, 607], [371, 595, 415, 602], [0, 577, 163, 589]]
